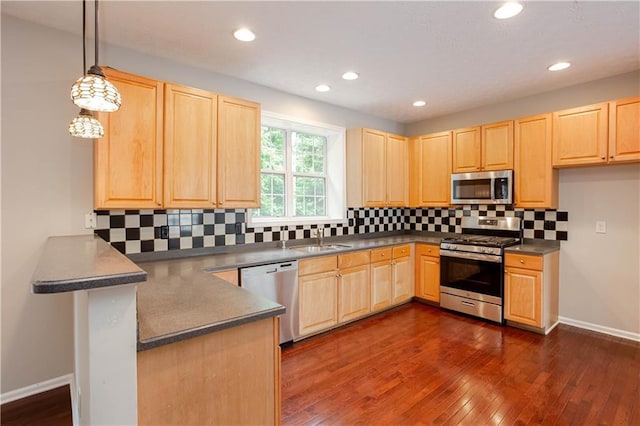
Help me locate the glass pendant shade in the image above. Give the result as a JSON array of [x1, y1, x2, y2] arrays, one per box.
[[70, 65, 122, 112], [68, 109, 104, 138]]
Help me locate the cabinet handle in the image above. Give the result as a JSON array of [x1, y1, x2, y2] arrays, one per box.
[[610, 155, 614, 159], [601, 157, 605, 160], [520, 259, 524, 264]]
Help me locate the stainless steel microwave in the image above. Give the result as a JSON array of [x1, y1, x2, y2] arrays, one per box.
[[450, 170, 513, 205]]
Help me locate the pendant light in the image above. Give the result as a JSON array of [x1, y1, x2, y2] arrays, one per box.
[[69, 0, 104, 138], [70, 0, 121, 113]]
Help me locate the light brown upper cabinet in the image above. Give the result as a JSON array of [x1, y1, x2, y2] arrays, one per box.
[[482, 120, 514, 171], [164, 83, 217, 208], [514, 114, 558, 209], [416, 131, 452, 207], [552, 102, 609, 167], [452, 122, 514, 173], [346, 128, 408, 207], [609, 96, 640, 164], [94, 69, 260, 210], [217, 96, 261, 208], [95, 68, 164, 209], [452, 126, 481, 172]]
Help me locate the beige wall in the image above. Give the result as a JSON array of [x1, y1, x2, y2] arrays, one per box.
[[0, 14, 401, 393], [404, 70, 640, 136], [406, 71, 640, 335]]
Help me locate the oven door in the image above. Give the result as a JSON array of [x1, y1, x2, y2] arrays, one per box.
[[439, 250, 504, 299]]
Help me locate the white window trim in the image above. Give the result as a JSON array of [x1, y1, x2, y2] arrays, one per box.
[[248, 111, 347, 228]]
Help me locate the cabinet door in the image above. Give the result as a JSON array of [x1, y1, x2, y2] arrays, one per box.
[[299, 271, 338, 336], [362, 129, 387, 207], [609, 96, 640, 163], [504, 267, 542, 327], [95, 69, 163, 209], [418, 131, 452, 207], [514, 114, 558, 208], [164, 83, 217, 208], [452, 127, 481, 173], [392, 256, 413, 304], [386, 133, 408, 206], [408, 137, 421, 207], [371, 260, 392, 312], [338, 264, 371, 323], [482, 120, 514, 171], [217, 96, 261, 208], [552, 103, 608, 167], [415, 245, 440, 302]]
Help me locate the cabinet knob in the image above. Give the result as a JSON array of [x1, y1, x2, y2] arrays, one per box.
[[610, 155, 614, 159], [427, 248, 431, 252], [601, 157, 605, 160], [520, 259, 524, 264], [381, 253, 385, 257]]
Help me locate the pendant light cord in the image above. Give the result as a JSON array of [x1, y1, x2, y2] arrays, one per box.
[[94, 0, 99, 70], [82, 0, 86, 72]]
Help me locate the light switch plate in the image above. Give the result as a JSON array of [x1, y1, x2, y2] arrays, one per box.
[[85, 212, 97, 229], [595, 221, 606, 234]]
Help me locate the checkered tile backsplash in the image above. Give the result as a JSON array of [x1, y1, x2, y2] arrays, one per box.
[[95, 206, 568, 255]]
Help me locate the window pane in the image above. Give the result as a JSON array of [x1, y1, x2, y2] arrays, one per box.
[[294, 176, 326, 216], [261, 126, 285, 171], [254, 173, 285, 217], [293, 132, 326, 174]]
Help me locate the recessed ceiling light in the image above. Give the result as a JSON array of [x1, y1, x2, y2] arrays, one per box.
[[494, 2, 523, 19], [233, 28, 256, 42], [548, 62, 572, 71], [413, 100, 427, 107], [315, 84, 331, 92], [342, 71, 359, 81]]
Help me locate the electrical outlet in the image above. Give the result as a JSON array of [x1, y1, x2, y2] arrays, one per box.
[[595, 221, 607, 234], [84, 212, 97, 229]]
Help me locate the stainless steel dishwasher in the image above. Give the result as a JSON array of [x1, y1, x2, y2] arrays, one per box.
[[240, 261, 298, 344]]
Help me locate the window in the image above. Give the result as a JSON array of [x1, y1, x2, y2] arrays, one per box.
[[249, 112, 346, 227]]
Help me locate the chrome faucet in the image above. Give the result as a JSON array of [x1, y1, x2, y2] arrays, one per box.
[[315, 228, 325, 246]]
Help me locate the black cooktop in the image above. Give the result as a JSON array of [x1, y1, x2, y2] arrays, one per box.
[[440, 235, 520, 248]]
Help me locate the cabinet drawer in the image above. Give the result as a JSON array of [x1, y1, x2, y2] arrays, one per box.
[[416, 244, 439, 257], [371, 247, 392, 263], [393, 244, 411, 259], [299, 256, 337, 276], [338, 251, 371, 269], [505, 253, 543, 270]]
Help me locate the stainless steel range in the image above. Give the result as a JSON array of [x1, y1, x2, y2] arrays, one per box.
[[439, 216, 521, 323]]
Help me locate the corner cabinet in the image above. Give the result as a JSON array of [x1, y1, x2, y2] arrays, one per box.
[[415, 244, 440, 302], [514, 114, 558, 208], [95, 69, 164, 209], [217, 96, 261, 208], [504, 251, 559, 333], [346, 128, 408, 208]]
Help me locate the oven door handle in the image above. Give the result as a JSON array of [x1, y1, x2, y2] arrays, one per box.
[[439, 249, 502, 263]]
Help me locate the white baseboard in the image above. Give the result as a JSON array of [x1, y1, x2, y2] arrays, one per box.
[[1, 374, 73, 405], [558, 316, 640, 342]]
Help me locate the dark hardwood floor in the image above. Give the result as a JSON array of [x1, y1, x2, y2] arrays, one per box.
[[282, 303, 640, 425], [2, 304, 638, 425], [1, 385, 71, 426]]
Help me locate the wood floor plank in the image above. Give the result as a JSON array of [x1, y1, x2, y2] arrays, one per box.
[[282, 303, 640, 425]]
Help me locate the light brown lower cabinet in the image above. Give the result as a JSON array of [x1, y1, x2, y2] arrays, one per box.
[[415, 244, 440, 302], [298, 256, 339, 336], [137, 316, 281, 425], [337, 251, 371, 323], [370, 247, 393, 311], [504, 251, 559, 332], [391, 245, 414, 303]]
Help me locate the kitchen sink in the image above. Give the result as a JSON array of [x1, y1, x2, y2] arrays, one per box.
[[288, 244, 351, 253]]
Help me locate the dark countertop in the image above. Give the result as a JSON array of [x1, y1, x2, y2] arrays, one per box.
[[505, 239, 561, 255], [31, 235, 147, 293], [134, 232, 560, 350], [136, 257, 284, 351]]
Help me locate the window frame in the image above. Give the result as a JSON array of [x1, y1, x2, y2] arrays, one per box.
[[248, 111, 346, 228]]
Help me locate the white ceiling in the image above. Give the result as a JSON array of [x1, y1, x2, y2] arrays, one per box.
[[3, 1, 639, 124]]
